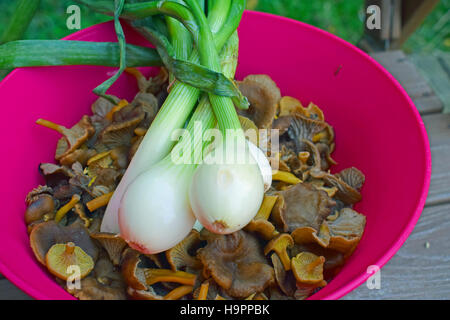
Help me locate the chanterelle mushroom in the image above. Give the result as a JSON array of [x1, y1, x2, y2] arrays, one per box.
[[237, 74, 281, 129], [272, 183, 336, 232], [264, 233, 294, 271], [45, 242, 94, 280], [36, 116, 95, 161], [198, 230, 275, 298], [291, 252, 325, 285], [165, 230, 202, 271], [327, 208, 366, 256], [25, 193, 55, 225], [29, 221, 99, 265], [91, 232, 128, 266]]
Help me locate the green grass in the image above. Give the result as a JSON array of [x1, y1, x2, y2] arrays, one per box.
[[254, 0, 366, 45], [0, 0, 448, 50]]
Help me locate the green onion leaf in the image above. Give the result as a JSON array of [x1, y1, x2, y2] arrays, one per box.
[[0, 40, 162, 68], [92, 0, 127, 103], [0, 0, 40, 44]]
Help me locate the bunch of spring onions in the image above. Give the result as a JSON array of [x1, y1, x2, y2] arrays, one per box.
[[0, 0, 271, 254]]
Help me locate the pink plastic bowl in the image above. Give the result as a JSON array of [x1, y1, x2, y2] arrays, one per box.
[[0, 11, 431, 300]]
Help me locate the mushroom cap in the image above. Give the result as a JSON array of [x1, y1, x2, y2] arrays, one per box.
[[327, 208, 366, 256], [264, 233, 294, 271], [25, 194, 55, 225], [198, 230, 275, 298], [323, 173, 362, 205], [29, 221, 99, 265], [91, 232, 128, 266], [121, 248, 148, 291], [271, 253, 296, 297], [272, 183, 336, 232], [291, 252, 325, 285], [55, 116, 95, 160], [237, 74, 281, 129], [45, 242, 94, 280], [336, 167, 365, 191], [69, 277, 127, 300], [165, 230, 202, 271]]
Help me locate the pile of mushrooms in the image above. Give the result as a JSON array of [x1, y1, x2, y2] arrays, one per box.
[[25, 73, 366, 300]]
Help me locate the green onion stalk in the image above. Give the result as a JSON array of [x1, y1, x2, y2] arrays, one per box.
[[119, 31, 239, 253], [101, 0, 246, 234], [181, 0, 264, 235]]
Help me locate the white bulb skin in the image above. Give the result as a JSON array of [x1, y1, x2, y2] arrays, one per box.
[[189, 154, 264, 235], [118, 163, 196, 254], [247, 140, 272, 191]]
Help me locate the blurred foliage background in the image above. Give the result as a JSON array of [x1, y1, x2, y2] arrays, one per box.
[[0, 0, 448, 53]]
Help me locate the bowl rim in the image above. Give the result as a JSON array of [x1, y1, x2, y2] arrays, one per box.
[[0, 10, 432, 300]]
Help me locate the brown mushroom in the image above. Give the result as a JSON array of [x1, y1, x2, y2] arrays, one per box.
[[29, 220, 99, 265], [323, 173, 362, 205], [237, 74, 281, 128], [125, 67, 168, 94], [271, 253, 296, 296], [327, 208, 366, 256], [121, 248, 148, 291], [68, 277, 126, 300], [198, 230, 275, 298], [165, 230, 202, 271], [264, 233, 294, 271], [98, 105, 145, 149], [273, 113, 329, 154], [272, 183, 336, 232], [25, 193, 55, 225], [291, 223, 331, 248], [36, 116, 95, 161], [45, 242, 94, 280], [336, 167, 365, 191], [91, 232, 128, 266]]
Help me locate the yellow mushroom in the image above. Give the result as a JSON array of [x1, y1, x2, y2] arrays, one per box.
[[144, 269, 197, 286], [197, 281, 210, 300], [163, 285, 194, 300], [264, 233, 294, 271], [45, 242, 94, 281], [272, 171, 302, 184], [86, 192, 114, 212], [55, 194, 81, 222], [291, 252, 325, 285]]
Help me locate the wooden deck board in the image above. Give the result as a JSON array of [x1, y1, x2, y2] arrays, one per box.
[[0, 279, 32, 300], [343, 202, 450, 300], [370, 50, 444, 115]]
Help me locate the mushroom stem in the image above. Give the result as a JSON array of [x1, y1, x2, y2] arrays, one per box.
[[306, 256, 325, 273], [163, 285, 194, 300], [197, 281, 209, 300], [36, 118, 68, 135], [144, 269, 196, 286], [65, 242, 76, 255], [272, 171, 302, 184], [125, 67, 145, 81], [86, 192, 114, 212], [134, 127, 147, 136], [55, 194, 81, 222], [105, 99, 129, 121], [255, 195, 278, 220], [87, 151, 111, 166]]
